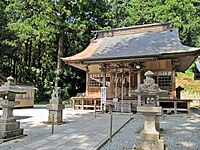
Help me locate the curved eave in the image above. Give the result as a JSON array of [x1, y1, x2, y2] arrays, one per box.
[[64, 48, 200, 63], [65, 50, 200, 72], [61, 39, 102, 63]]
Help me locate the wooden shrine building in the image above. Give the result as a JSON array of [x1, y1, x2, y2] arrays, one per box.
[[62, 22, 200, 113]]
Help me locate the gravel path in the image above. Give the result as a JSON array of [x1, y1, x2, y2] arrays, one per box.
[[101, 109, 200, 150]]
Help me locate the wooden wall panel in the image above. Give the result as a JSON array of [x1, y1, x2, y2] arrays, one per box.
[[88, 88, 100, 96], [145, 59, 172, 70], [88, 87, 112, 98]]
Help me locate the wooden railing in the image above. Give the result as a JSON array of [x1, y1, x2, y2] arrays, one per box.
[[71, 96, 101, 110], [158, 98, 192, 114]]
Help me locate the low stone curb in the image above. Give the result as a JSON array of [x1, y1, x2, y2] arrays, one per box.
[[93, 116, 133, 150]]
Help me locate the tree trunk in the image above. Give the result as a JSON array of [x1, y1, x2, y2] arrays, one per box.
[[12, 58, 16, 78], [37, 42, 41, 69], [21, 41, 26, 66], [57, 34, 64, 70], [28, 39, 32, 68]]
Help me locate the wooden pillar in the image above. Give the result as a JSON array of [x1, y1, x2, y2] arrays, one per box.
[[86, 66, 89, 96], [101, 64, 107, 112], [172, 69, 176, 98], [187, 101, 190, 113], [128, 68, 131, 97], [72, 99, 75, 110], [121, 69, 124, 113], [174, 101, 177, 114], [102, 71, 106, 87], [115, 71, 118, 98], [110, 72, 114, 98], [137, 70, 142, 106], [82, 99, 84, 110], [94, 99, 97, 111]]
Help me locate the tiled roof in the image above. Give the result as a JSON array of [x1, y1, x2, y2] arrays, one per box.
[[92, 28, 199, 60], [62, 28, 199, 63]]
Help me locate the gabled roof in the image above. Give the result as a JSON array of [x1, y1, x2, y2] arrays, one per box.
[[62, 22, 200, 71]]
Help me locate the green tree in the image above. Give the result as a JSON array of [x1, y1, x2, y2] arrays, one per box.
[[0, 1, 19, 78], [108, 0, 130, 28], [3, 0, 111, 101], [126, 0, 200, 46]]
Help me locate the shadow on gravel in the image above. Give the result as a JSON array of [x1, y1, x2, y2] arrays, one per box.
[[0, 115, 32, 120], [15, 116, 33, 120], [191, 108, 200, 115]]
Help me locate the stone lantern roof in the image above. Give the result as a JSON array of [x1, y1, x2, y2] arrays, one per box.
[[0, 76, 27, 94]]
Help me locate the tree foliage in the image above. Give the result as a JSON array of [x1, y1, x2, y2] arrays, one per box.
[[126, 0, 200, 46], [0, 0, 199, 101]]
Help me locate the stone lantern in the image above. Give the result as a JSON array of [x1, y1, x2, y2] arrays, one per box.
[[0, 76, 27, 142], [131, 70, 168, 150]]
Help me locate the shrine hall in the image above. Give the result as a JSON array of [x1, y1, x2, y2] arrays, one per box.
[[62, 22, 200, 113]]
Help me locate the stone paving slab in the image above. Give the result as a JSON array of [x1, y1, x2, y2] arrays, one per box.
[[23, 139, 50, 149], [0, 108, 131, 150]]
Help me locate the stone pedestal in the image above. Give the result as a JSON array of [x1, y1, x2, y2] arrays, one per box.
[[47, 103, 65, 123], [0, 100, 25, 143], [133, 106, 164, 150], [46, 87, 65, 124]]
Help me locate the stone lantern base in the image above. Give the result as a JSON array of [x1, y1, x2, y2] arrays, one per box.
[[0, 119, 25, 143], [0, 100, 26, 143], [133, 137, 164, 150], [133, 106, 164, 150]]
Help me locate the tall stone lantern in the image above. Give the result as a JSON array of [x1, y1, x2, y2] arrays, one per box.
[[0, 76, 27, 142], [131, 71, 168, 150]]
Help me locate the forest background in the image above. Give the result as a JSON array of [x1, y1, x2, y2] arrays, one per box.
[[0, 0, 200, 102]]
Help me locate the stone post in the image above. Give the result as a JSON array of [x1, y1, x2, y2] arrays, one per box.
[[47, 87, 65, 124], [0, 76, 27, 143]]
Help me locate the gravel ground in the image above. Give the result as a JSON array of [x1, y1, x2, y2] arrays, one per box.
[[101, 109, 200, 150], [0, 106, 97, 150], [0, 106, 199, 150]]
